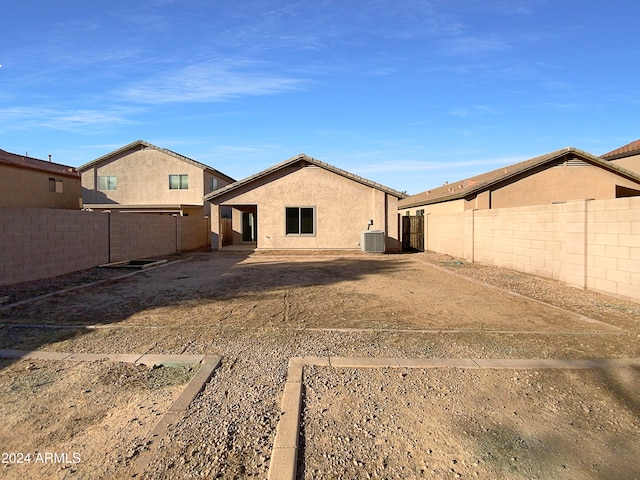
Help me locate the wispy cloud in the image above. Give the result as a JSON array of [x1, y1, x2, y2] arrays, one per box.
[[0, 105, 138, 132], [119, 61, 305, 104]]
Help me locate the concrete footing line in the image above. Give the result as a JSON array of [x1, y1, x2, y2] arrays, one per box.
[[129, 355, 222, 477], [0, 323, 625, 336], [0, 349, 209, 366], [268, 355, 640, 480]]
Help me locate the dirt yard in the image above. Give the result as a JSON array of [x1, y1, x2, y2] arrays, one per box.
[[0, 250, 638, 479]]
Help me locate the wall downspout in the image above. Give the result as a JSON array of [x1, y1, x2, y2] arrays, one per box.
[[107, 211, 111, 264]]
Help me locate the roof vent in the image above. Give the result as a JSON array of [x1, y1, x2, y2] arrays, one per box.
[[566, 157, 589, 167]]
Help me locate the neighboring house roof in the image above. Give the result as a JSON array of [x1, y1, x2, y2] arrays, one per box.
[[204, 154, 407, 202], [78, 140, 236, 183], [399, 147, 640, 209], [0, 148, 79, 179], [601, 139, 640, 161]]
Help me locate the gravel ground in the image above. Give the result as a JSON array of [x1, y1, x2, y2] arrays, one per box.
[[417, 251, 640, 333], [0, 250, 638, 479], [300, 365, 640, 480]]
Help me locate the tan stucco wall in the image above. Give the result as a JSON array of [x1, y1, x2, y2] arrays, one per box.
[[399, 162, 640, 216], [1, 165, 81, 209], [212, 165, 401, 251], [81, 149, 231, 216], [611, 154, 640, 176], [490, 163, 640, 208]]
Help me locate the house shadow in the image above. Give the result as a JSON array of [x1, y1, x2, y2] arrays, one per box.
[[457, 366, 640, 479], [0, 251, 409, 370]]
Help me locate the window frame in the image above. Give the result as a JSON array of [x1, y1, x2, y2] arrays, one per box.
[[285, 206, 316, 236], [97, 175, 117, 191], [49, 177, 63, 193], [169, 174, 189, 190]]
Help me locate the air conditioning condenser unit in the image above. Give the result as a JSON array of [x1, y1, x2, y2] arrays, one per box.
[[361, 230, 385, 253]]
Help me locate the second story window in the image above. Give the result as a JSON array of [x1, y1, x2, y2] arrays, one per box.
[[169, 174, 189, 190], [210, 177, 218, 192], [49, 177, 63, 193], [98, 176, 117, 190]]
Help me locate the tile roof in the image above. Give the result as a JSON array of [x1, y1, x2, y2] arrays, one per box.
[[0, 148, 79, 178], [77, 140, 236, 183], [601, 139, 640, 161], [399, 147, 640, 209], [204, 154, 407, 202]]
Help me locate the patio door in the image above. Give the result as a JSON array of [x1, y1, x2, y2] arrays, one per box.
[[242, 211, 257, 242]]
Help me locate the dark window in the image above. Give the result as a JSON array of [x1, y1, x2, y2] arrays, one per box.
[[49, 177, 63, 193], [286, 207, 315, 235]]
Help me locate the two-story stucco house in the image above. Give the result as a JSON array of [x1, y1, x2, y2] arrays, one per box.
[[79, 140, 235, 216], [0, 148, 82, 209]]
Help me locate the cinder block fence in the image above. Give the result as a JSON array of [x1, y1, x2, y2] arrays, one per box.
[[0, 208, 210, 286], [421, 197, 640, 303]]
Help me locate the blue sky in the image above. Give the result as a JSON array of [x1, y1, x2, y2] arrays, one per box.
[[1, 0, 639, 194]]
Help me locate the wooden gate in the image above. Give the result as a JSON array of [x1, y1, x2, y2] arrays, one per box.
[[220, 218, 233, 246], [402, 215, 424, 252]]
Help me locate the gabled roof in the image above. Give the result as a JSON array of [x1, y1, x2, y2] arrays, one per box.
[[601, 139, 640, 161], [399, 147, 640, 209], [0, 148, 79, 178], [204, 154, 406, 202], [78, 140, 235, 183]]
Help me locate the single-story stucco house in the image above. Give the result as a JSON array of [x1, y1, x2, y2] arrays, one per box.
[[79, 140, 235, 216], [399, 147, 640, 216], [204, 154, 406, 252], [601, 139, 640, 176]]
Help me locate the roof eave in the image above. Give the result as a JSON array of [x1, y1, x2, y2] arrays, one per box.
[[204, 154, 406, 202], [78, 140, 236, 182]]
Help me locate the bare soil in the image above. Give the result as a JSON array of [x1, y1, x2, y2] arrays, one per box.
[[0, 250, 638, 479]]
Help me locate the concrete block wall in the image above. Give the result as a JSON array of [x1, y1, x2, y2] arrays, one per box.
[[0, 208, 211, 286], [0, 208, 108, 285], [425, 212, 466, 259], [177, 216, 210, 252], [108, 212, 177, 263], [424, 198, 640, 303], [586, 197, 640, 300]]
